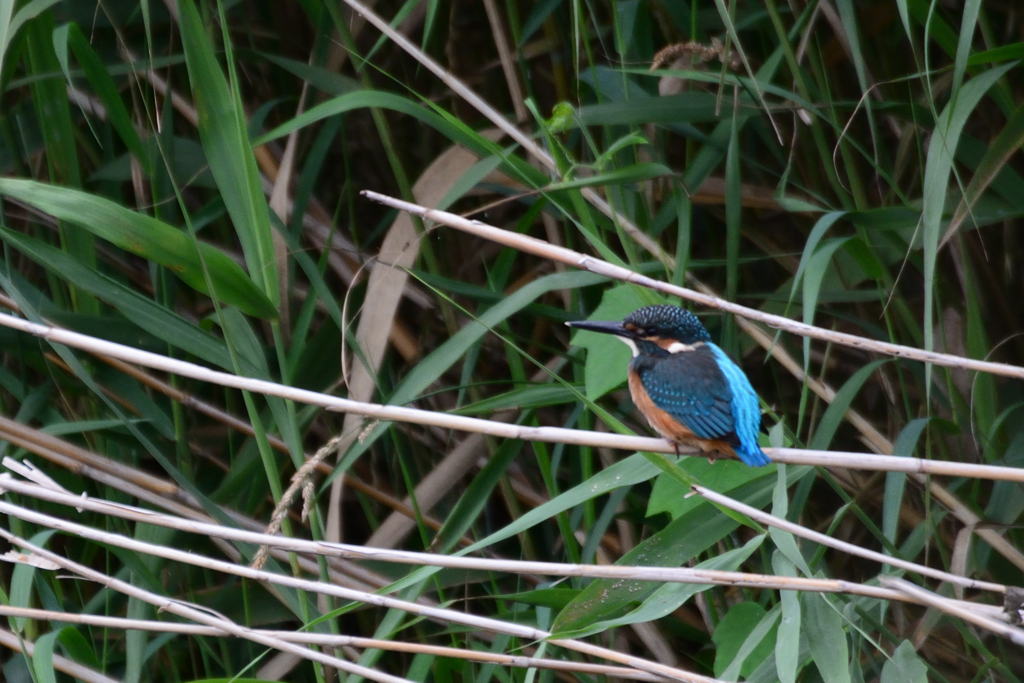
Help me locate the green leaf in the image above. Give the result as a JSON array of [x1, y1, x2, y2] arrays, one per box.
[[32, 630, 59, 683], [772, 551, 801, 683], [0, 0, 62, 91], [9, 530, 56, 633], [551, 483, 772, 638], [431, 435, 523, 553], [921, 63, 1015, 392], [880, 641, 928, 683], [255, 90, 486, 155], [499, 588, 579, 610], [382, 452, 663, 595], [55, 626, 102, 670], [455, 384, 580, 414], [809, 359, 889, 451], [770, 464, 811, 576], [647, 456, 770, 519], [884, 418, 931, 551], [969, 42, 1024, 65], [803, 592, 851, 683], [579, 534, 765, 635], [802, 236, 851, 354], [788, 212, 847, 309], [951, 0, 982, 99], [577, 91, 725, 126], [178, 0, 278, 306], [714, 602, 780, 680], [0, 227, 239, 370], [0, 179, 276, 318]]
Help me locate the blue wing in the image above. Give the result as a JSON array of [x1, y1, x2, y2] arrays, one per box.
[[707, 344, 770, 466], [633, 344, 770, 467], [632, 346, 739, 443]]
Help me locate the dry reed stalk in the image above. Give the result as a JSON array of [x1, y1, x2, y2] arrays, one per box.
[[360, 190, 1024, 381], [0, 499, 725, 683], [1, 312, 1022, 482]]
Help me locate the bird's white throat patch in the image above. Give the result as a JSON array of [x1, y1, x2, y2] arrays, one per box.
[[615, 336, 640, 357]]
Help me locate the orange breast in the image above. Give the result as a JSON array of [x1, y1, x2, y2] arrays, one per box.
[[627, 369, 738, 457]]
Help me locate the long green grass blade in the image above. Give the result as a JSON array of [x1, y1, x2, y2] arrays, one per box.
[[178, 0, 278, 307], [0, 179, 276, 318]]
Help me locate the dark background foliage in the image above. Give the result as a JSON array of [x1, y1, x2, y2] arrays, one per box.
[[0, 0, 1023, 681]]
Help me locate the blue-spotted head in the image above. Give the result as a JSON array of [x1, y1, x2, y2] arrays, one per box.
[[568, 304, 711, 356]]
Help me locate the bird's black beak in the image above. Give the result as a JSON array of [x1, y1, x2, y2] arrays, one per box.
[[566, 319, 634, 338]]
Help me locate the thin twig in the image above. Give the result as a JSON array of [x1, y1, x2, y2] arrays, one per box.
[[360, 190, 1024, 381], [339, 0, 672, 267], [2, 311, 1023, 481], [0, 626, 120, 683], [691, 485, 1006, 594], [0, 527, 417, 683], [0, 605, 671, 682], [879, 577, 1024, 645], [0, 475, 973, 608], [0, 500, 724, 683]]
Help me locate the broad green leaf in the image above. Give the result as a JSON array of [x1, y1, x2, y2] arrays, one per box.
[[499, 588, 578, 611], [32, 630, 59, 683], [803, 592, 851, 683], [55, 626, 102, 670], [969, 42, 1024, 65], [257, 50, 360, 96], [579, 534, 765, 635], [178, 0, 278, 306], [9, 530, 56, 633], [647, 456, 772, 520], [884, 418, 930, 551], [552, 501, 740, 636], [880, 641, 928, 683], [576, 91, 726, 126], [552, 471, 778, 638], [921, 63, 1014, 393], [770, 464, 811, 576], [0, 179, 275, 318], [773, 551, 801, 683], [715, 602, 780, 680]]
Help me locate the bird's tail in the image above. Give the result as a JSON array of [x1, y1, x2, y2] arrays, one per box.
[[736, 442, 772, 467]]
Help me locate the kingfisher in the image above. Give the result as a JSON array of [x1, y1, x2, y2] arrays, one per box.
[[568, 304, 770, 467]]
